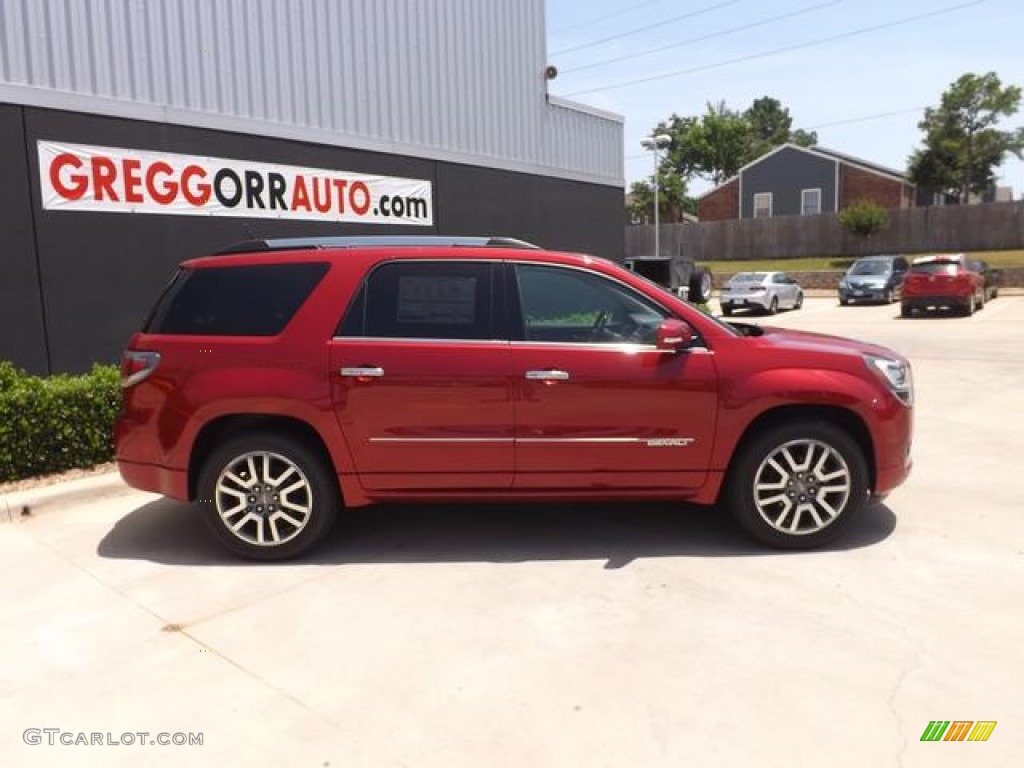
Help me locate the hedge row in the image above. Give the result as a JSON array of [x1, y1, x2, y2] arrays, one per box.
[[0, 361, 121, 482]]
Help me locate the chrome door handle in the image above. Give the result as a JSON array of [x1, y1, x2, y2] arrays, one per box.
[[525, 370, 570, 381], [340, 367, 384, 378]]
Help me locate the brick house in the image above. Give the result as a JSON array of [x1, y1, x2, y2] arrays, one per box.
[[697, 144, 917, 221]]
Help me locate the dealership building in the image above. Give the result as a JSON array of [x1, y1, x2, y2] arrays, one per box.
[[0, 0, 624, 374]]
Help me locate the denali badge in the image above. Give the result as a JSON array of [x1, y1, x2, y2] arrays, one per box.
[[646, 438, 695, 447]]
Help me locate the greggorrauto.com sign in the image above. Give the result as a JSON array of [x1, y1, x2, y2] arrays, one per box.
[[38, 141, 433, 226]]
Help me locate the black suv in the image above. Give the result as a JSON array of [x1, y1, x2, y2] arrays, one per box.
[[838, 255, 909, 305]]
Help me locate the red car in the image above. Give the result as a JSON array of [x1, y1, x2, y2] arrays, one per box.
[[116, 236, 913, 559], [901, 253, 986, 317]]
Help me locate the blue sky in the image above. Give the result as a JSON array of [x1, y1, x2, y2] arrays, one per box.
[[546, 0, 1024, 197]]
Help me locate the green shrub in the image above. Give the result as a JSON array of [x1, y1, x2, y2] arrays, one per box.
[[838, 198, 890, 238], [0, 362, 121, 482]]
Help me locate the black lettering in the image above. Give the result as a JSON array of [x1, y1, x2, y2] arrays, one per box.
[[214, 169, 242, 208], [391, 196, 404, 217], [244, 171, 266, 209], [268, 173, 287, 210], [406, 198, 428, 219], [379, 195, 390, 217]]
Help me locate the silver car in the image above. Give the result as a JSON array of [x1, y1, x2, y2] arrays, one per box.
[[719, 271, 804, 316]]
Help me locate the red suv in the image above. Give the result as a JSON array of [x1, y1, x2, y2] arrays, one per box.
[[116, 236, 913, 559], [900, 253, 986, 317]]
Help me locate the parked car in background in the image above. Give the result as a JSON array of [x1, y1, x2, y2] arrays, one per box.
[[969, 258, 1001, 302], [901, 253, 986, 317], [838, 255, 909, 305], [115, 236, 912, 559], [720, 271, 803, 316]]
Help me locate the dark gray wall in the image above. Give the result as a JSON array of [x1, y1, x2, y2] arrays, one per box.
[[740, 146, 837, 218], [2, 105, 623, 374]]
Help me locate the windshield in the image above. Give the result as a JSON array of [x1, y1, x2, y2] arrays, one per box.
[[849, 260, 890, 276], [730, 272, 766, 283]]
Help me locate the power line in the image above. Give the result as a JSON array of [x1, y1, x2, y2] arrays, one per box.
[[806, 107, 926, 129], [550, 0, 665, 35], [562, 1, 842, 74], [564, 0, 986, 97], [550, 0, 741, 56]]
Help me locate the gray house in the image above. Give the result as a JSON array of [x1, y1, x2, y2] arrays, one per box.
[[698, 144, 916, 221]]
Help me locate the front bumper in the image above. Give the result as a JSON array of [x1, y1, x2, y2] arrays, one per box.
[[839, 286, 889, 302]]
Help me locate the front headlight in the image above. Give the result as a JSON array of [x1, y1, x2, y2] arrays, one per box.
[[839, 278, 849, 288], [864, 354, 913, 406]]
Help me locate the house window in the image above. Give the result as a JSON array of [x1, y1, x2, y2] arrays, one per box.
[[753, 192, 772, 218], [801, 188, 822, 215]]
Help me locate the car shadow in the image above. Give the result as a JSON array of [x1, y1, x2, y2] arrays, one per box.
[[97, 497, 897, 568]]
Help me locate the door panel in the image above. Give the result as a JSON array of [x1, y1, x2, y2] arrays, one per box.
[[330, 340, 513, 490]]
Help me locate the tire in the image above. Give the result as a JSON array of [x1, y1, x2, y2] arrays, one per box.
[[964, 293, 975, 316], [978, 289, 985, 310], [724, 421, 869, 549], [794, 292, 804, 310], [883, 288, 894, 304], [688, 267, 713, 304], [900, 303, 912, 318], [767, 296, 779, 315], [198, 431, 340, 560], [992, 287, 999, 299], [721, 305, 733, 317], [839, 296, 849, 306]]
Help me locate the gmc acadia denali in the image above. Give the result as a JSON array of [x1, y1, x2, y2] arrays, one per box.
[[116, 236, 913, 559]]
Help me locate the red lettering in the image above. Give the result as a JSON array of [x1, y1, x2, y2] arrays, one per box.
[[145, 161, 178, 204], [332, 179, 348, 214], [311, 178, 332, 213], [291, 175, 311, 211], [349, 181, 370, 215], [91, 157, 119, 201], [49, 153, 88, 200], [122, 159, 144, 203], [181, 165, 210, 206]]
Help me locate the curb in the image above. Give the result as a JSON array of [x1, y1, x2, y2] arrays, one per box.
[[0, 471, 131, 524]]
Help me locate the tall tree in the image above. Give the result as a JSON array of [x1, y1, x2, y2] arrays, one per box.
[[743, 97, 817, 164], [908, 72, 1024, 202]]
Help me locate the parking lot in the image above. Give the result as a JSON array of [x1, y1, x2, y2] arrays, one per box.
[[2, 296, 1022, 767]]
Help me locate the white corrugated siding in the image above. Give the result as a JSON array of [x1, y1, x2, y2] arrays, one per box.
[[0, 0, 622, 185]]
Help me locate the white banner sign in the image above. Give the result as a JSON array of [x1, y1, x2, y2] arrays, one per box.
[[38, 140, 433, 226]]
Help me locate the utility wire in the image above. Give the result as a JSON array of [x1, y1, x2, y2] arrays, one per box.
[[551, 0, 665, 35], [565, 0, 985, 96], [562, 1, 842, 74], [551, 0, 742, 56], [806, 107, 926, 129]]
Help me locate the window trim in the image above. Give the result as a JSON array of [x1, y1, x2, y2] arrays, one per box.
[[752, 192, 773, 219], [800, 187, 822, 216], [334, 259, 500, 342]]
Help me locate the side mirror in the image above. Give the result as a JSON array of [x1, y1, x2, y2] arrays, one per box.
[[655, 318, 693, 352]]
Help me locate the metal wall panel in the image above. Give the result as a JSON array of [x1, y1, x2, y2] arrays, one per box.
[[0, 0, 622, 185]]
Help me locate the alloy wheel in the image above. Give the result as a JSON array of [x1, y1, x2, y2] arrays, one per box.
[[752, 439, 852, 535], [214, 451, 313, 547]]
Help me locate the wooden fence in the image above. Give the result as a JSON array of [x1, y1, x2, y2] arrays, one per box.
[[626, 201, 1024, 262]]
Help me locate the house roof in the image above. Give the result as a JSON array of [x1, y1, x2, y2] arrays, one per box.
[[696, 142, 911, 200]]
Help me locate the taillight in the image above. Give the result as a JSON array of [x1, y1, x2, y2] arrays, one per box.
[[121, 350, 161, 388], [749, 286, 766, 293]]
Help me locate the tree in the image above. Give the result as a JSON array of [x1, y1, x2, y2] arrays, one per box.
[[657, 96, 819, 188], [908, 72, 1024, 202], [624, 173, 694, 224], [838, 199, 889, 238]]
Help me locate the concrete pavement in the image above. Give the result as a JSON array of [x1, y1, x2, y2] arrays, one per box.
[[2, 297, 1022, 767]]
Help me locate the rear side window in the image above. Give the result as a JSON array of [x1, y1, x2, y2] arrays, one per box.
[[147, 262, 328, 335], [910, 262, 959, 276], [339, 261, 494, 340]]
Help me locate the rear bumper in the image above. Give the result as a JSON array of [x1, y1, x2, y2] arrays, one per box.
[[902, 295, 969, 310], [720, 297, 769, 310], [118, 459, 189, 501]]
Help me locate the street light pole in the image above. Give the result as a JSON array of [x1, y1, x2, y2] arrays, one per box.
[[640, 133, 672, 257]]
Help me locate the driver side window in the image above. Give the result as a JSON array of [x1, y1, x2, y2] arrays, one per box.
[[514, 264, 668, 344]]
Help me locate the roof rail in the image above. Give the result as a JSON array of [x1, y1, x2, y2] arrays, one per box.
[[214, 235, 541, 255]]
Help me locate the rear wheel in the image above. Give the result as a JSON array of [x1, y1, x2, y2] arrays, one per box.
[[794, 292, 804, 310], [724, 421, 869, 549], [689, 267, 713, 304], [963, 293, 976, 316], [977, 288, 986, 310], [198, 431, 339, 560], [900, 303, 912, 318], [767, 296, 779, 315]]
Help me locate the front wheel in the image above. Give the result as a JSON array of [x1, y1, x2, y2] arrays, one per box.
[[767, 296, 779, 315], [198, 432, 340, 560], [724, 422, 869, 549], [794, 292, 804, 310], [883, 288, 894, 304]]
